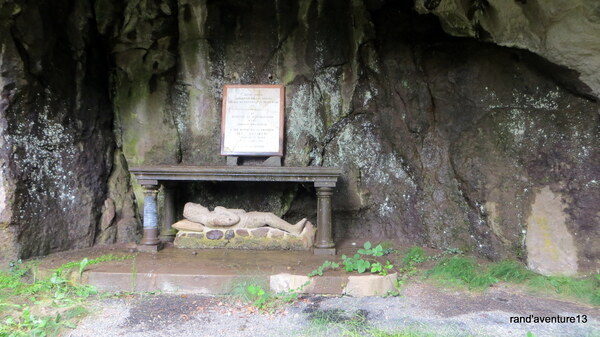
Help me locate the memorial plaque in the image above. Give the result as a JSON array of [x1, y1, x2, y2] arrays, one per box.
[[221, 84, 284, 156]]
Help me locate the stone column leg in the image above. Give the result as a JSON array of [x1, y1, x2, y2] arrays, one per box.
[[314, 186, 336, 255], [138, 182, 163, 252], [159, 184, 177, 243]]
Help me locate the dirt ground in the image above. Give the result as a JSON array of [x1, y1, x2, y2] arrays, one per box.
[[66, 281, 599, 337]]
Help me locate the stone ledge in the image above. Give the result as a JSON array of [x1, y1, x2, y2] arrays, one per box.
[[345, 272, 398, 297], [269, 272, 398, 297]]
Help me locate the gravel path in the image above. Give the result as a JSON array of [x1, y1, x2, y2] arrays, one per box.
[[67, 282, 600, 337]]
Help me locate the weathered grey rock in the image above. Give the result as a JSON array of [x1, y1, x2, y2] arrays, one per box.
[[100, 199, 116, 232], [0, 32, 19, 266], [95, 226, 116, 246], [236, 229, 249, 237], [116, 217, 141, 244], [0, 0, 116, 262], [100, 149, 141, 244], [224, 230, 234, 240]]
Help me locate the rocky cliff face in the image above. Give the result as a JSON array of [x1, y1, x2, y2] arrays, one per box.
[[0, 0, 139, 266], [0, 0, 597, 275], [414, 0, 600, 99]]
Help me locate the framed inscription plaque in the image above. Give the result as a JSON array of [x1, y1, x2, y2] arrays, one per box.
[[221, 84, 284, 156]]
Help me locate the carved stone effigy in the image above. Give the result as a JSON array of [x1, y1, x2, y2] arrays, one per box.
[[172, 203, 316, 250]]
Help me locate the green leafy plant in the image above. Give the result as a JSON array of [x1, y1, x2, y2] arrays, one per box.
[[370, 261, 394, 275], [357, 241, 384, 257], [246, 284, 269, 309], [308, 260, 339, 277], [241, 282, 306, 312], [342, 242, 394, 275]]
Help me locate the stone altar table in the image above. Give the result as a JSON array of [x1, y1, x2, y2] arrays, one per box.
[[130, 165, 342, 255]]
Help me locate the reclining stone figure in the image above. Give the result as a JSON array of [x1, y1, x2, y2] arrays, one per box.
[[174, 202, 307, 236]]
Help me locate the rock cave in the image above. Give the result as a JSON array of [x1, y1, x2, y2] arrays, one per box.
[[0, 0, 598, 276]]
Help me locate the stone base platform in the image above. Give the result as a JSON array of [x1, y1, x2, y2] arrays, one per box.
[[173, 221, 316, 250], [73, 246, 397, 297]]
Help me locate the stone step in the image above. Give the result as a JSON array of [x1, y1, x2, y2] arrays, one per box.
[[82, 247, 396, 297]]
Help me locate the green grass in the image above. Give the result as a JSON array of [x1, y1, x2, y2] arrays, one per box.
[[304, 309, 370, 336], [487, 260, 535, 283], [343, 327, 439, 337], [0, 254, 132, 337], [425, 256, 498, 290], [424, 255, 600, 305], [526, 274, 600, 305], [402, 247, 428, 265], [304, 309, 445, 337]]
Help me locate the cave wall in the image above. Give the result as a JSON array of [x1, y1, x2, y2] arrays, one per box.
[[0, 0, 597, 275], [110, 0, 598, 274], [415, 0, 600, 98], [0, 0, 139, 266]]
